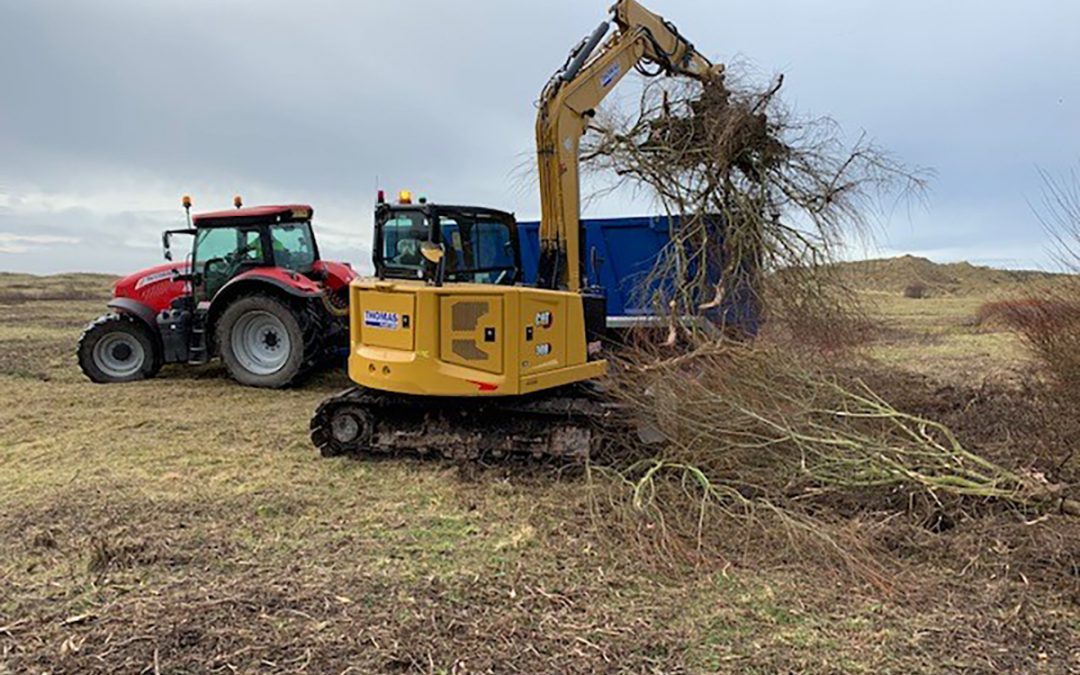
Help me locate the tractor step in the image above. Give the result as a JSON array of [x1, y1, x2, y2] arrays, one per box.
[[188, 316, 209, 365]]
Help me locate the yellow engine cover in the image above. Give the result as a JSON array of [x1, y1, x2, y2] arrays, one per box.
[[348, 280, 606, 397], [439, 295, 504, 375]]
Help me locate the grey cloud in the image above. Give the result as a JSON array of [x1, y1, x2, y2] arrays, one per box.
[[1, 0, 1078, 274]]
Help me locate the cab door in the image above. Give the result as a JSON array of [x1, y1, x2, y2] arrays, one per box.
[[435, 207, 521, 285], [193, 226, 266, 300]]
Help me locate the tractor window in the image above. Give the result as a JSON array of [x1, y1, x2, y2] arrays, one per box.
[[380, 211, 429, 279], [439, 214, 516, 285], [269, 222, 317, 272], [194, 226, 266, 298], [195, 227, 265, 264], [243, 231, 264, 260]]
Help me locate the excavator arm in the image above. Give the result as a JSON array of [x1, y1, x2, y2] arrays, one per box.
[[535, 0, 723, 291]]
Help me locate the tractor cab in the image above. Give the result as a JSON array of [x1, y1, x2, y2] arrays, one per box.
[[374, 190, 521, 287], [165, 202, 322, 301]]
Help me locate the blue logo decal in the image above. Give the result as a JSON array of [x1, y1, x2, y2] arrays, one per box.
[[364, 310, 399, 330], [600, 62, 621, 87]]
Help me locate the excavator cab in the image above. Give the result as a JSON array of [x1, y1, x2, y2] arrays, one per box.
[[354, 193, 605, 401], [374, 196, 521, 287]]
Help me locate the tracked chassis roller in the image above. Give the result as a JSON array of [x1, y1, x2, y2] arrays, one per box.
[[310, 384, 617, 462]]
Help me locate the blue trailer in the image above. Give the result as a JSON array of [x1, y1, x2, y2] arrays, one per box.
[[518, 216, 759, 334], [518, 216, 670, 327]]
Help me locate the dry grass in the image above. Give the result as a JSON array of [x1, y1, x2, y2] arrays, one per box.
[[976, 290, 1080, 402], [0, 272, 115, 304], [1, 271, 1079, 673], [857, 290, 1034, 386]]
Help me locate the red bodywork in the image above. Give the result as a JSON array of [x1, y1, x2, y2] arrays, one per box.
[[313, 260, 355, 293], [193, 204, 312, 225], [113, 261, 192, 313], [112, 260, 356, 313], [110, 205, 356, 316], [229, 266, 323, 296]]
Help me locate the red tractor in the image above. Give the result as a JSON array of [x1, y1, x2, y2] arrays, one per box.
[[77, 197, 356, 388]]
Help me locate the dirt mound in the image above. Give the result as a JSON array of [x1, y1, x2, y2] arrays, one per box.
[[838, 255, 1060, 297]]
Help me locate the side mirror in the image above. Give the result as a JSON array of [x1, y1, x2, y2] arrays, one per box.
[[420, 241, 445, 264], [420, 242, 447, 287], [170, 268, 196, 283], [162, 232, 173, 261]]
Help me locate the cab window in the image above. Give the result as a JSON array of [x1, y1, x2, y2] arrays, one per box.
[[381, 211, 429, 279], [270, 222, 317, 271], [439, 214, 516, 285], [194, 226, 266, 297]]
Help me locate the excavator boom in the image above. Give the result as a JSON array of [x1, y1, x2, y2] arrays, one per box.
[[535, 0, 722, 291]]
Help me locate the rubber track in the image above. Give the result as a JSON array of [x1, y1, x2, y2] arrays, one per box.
[[310, 384, 617, 462]]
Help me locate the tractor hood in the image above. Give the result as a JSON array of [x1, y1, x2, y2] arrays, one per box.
[[113, 262, 190, 313]]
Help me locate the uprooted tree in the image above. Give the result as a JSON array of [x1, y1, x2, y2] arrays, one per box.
[[581, 68, 926, 345], [579, 68, 1077, 570]]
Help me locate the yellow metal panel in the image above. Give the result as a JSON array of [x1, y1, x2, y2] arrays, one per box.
[[518, 294, 568, 375], [356, 288, 414, 351], [439, 295, 504, 375], [346, 279, 604, 398], [521, 360, 607, 395]]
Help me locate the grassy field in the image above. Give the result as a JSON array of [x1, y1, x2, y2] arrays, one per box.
[[1, 270, 1078, 673], [860, 291, 1033, 384]]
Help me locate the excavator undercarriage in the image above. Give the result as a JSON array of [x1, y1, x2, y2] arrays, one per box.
[[310, 384, 617, 462]]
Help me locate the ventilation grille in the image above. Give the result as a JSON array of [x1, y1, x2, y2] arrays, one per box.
[[452, 302, 489, 331], [452, 339, 488, 361]]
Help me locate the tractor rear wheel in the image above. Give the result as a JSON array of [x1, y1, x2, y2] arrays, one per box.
[[77, 313, 162, 383], [217, 294, 307, 388]]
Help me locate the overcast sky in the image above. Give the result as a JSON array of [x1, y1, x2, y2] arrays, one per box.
[[1, 0, 1078, 274]]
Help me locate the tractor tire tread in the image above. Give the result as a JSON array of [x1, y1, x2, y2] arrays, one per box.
[[217, 293, 314, 389], [76, 312, 162, 384]]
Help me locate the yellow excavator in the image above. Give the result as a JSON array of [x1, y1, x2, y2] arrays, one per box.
[[310, 0, 723, 459]]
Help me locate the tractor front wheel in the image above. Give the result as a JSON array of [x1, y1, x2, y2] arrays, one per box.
[[217, 295, 307, 388], [77, 313, 162, 383]]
